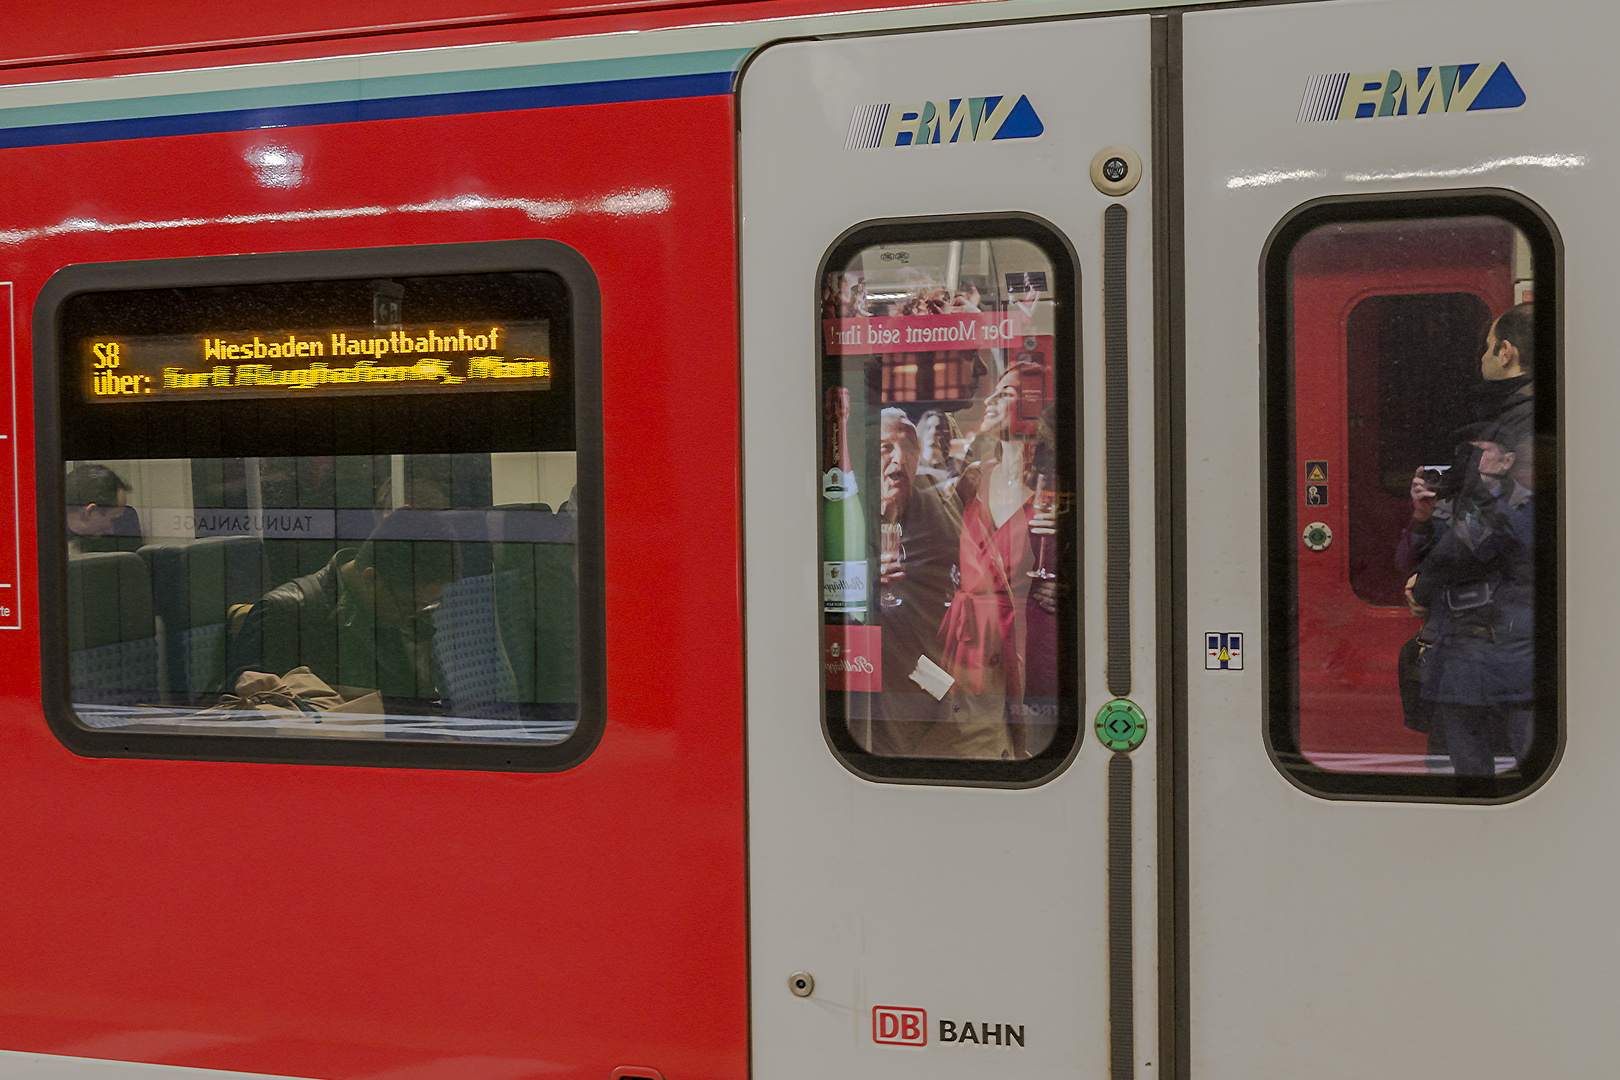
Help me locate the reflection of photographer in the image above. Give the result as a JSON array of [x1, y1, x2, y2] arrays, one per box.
[[1404, 431, 1534, 776], [1395, 465, 1450, 577]]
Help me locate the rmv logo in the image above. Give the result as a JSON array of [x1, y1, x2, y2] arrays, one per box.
[[846, 96, 1044, 149], [1298, 61, 1525, 122]]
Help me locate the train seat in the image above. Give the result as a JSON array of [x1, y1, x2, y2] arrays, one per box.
[[139, 535, 266, 701], [66, 550, 159, 711]]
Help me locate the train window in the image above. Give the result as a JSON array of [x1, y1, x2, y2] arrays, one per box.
[[817, 217, 1081, 785], [1265, 195, 1559, 799], [37, 242, 605, 771]]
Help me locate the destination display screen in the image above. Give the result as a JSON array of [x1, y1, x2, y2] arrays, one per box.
[[83, 320, 551, 403]]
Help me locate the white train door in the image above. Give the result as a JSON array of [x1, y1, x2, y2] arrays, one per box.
[[740, 15, 1158, 1079], [1183, 0, 1608, 1075]]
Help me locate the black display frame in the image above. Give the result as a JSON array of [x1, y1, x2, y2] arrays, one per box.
[[35, 239, 606, 772]]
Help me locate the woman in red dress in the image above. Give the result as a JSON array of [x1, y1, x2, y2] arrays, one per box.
[[918, 362, 1060, 760]]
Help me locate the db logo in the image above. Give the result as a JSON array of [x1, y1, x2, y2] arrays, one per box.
[[873, 1006, 927, 1046]]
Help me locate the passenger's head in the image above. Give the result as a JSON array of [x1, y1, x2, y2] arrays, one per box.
[[64, 463, 129, 537], [351, 511, 458, 623], [1482, 302, 1533, 381], [879, 408, 921, 520], [918, 410, 954, 469]]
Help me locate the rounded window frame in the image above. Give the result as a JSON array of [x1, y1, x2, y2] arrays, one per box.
[[815, 212, 1085, 788], [1261, 189, 1563, 802]]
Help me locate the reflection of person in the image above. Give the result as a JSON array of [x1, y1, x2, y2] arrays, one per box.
[[1396, 304, 1537, 774], [226, 513, 455, 704], [1474, 303, 1534, 451], [869, 409, 962, 756], [824, 273, 871, 318], [1396, 465, 1445, 576], [927, 363, 1061, 760], [916, 410, 960, 486], [1395, 465, 1447, 759], [65, 463, 142, 553], [1407, 430, 1534, 776]]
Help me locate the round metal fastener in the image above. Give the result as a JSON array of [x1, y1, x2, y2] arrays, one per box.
[[1095, 698, 1148, 753], [788, 972, 815, 998], [1089, 144, 1143, 196], [1302, 521, 1333, 552]]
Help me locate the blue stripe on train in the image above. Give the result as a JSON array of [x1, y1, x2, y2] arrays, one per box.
[[0, 70, 735, 150]]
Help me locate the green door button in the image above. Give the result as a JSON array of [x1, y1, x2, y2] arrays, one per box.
[[1095, 698, 1148, 752]]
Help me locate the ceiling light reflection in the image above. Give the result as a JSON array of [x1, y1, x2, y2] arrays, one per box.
[[0, 186, 673, 247], [1344, 153, 1587, 183], [245, 144, 306, 188], [1226, 169, 1327, 190]]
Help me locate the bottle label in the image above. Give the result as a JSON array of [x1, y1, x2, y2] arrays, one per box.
[[823, 561, 868, 611], [824, 625, 881, 692], [822, 468, 858, 501]]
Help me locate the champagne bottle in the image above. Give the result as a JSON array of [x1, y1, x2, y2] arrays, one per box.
[[822, 385, 868, 620]]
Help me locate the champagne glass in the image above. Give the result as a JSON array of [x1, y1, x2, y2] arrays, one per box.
[[1028, 473, 1057, 581], [880, 523, 904, 611]]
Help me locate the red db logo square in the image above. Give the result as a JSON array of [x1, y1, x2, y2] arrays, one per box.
[[873, 1006, 927, 1046]]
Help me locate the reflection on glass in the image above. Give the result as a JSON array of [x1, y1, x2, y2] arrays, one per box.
[[821, 237, 1071, 762], [1287, 215, 1546, 778], [1027, 473, 1057, 582], [879, 523, 904, 612], [64, 452, 580, 744]]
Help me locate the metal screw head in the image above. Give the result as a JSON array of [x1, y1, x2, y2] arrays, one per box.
[[788, 972, 815, 998], [1089, 144, 1143, 196]]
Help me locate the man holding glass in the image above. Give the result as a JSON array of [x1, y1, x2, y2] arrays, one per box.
[[869, 408, 962, 756]]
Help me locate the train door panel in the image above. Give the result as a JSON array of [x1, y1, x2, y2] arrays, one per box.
[[1184, 0, 1606, 1075], [741, 17, 1157, 1079]]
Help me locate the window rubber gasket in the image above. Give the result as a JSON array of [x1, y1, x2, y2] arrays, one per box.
[[814, 212, 1084, 788], [34, 239, 606, 772], [1260, 189, 1563, 803]]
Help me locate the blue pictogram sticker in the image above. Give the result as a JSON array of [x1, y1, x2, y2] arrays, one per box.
[[1206, 632, 1243, 671]]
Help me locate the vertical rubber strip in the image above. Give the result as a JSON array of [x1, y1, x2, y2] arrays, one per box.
[[1152, 13, 1190, 1080], [1105, 203, 1131, 697], [1109, 751, 1134, 1080]]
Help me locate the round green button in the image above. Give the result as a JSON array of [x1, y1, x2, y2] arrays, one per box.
[[1095, 698, 1148, 752]]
